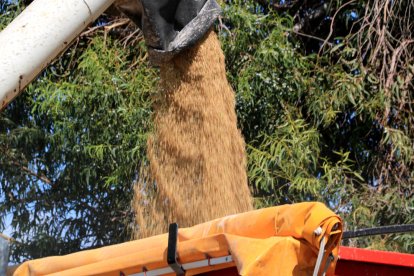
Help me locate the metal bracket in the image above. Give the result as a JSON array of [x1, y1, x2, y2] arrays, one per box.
[[313, 236, 326, 276], [167, 223, 185, 276], [0, 237, 10, 276]]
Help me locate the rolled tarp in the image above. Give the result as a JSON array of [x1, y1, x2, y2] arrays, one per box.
[[12, 202, 342, 276]]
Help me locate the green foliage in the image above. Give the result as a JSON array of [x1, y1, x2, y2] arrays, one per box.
[[219, 0, 414, 252], [0, 1, 22, 29], [1, 1, 157, 261], [247, 114, 321, 202]]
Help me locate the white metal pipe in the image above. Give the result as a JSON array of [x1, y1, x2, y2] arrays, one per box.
[[0, 0, 115, 110]]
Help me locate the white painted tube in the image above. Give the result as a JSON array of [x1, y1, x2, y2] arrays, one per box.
[[0, 0, 115, 110]]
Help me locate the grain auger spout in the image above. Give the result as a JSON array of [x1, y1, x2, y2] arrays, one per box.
[[116, 0, 221, 65]]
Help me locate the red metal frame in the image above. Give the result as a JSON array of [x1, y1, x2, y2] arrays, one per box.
[[200, 246, 414, 275], [335, 246, 414, 275]]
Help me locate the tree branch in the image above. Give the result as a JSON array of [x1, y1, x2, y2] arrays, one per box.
[[253, 0, 328, 33], [255, 0, 300, 11], [10, 160, 53, 185], [0, 232, 14, 242], [319, 0, 356, 54], [293, 4, 328, 33], [1, 147, 53, 185]]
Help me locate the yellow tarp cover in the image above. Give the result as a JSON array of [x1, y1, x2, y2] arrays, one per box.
[[13, 202, 342, 276]]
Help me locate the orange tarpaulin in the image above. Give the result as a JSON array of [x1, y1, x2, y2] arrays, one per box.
[[12, 202, 342, 276]]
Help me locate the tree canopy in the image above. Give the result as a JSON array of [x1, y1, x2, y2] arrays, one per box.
[[1, 0, 413, 262]]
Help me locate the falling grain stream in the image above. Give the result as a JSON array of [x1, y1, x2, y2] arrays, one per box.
[[134, 30, 252, 238]]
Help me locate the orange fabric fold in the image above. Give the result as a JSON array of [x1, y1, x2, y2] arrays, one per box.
[[13, 202, 342, 276]]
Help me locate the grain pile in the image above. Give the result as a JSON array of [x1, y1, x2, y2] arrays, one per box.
[[133, 30, 252, 238]]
